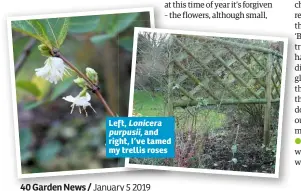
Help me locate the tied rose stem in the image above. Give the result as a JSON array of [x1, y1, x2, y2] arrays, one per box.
[[56, 52, 115, 117]]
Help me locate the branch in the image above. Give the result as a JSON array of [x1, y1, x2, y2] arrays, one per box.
[[194, 36, 283, 58], [15, 38, 36, 74], [173, 98, 280, 108], [56, 52, 115, 116]]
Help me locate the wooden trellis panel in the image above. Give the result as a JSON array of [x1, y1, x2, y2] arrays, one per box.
[[167, 36, 283, 146]]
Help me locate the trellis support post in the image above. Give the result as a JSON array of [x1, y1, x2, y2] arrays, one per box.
[[264, 54, 273, 147]]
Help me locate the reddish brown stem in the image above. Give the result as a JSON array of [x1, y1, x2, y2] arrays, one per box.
[[95, 90, 115, 116], [58, 54, 94, 86], [57, 53, 115, 116]]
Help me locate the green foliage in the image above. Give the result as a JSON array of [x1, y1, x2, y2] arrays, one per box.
[[231, 158, 238, 164], [19, 77, 73, 110], [134, 90, 165, 116], [134, 90, 226, 130], [20, 77, 73, 110], [38, 44, 52, 57], [86, 127, 104, 147], [74, 77, 87, 88], [36, 141, 62, 164], [90, 34, 114, 45], [90, 13, 140, 50], [49, 77, 74, 101], [119, 36, 134, 51], [98, 13, 139, 34], [231, 144, 237, 154], [175, 109, 225, 134], [12, 18, 70, 49], [13, 12, 148, 173], [197, 110, 226, 129], [68, 16, 100, 33], [197, 98, 209, 107], [108, 13, 140, 34], [24, 100, 44, 110], [19, 128, 33, 162], [16, 80, 41, 97], [68, 13, 141, 47]]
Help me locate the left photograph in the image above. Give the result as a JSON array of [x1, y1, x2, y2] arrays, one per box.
[[8, 8, 154, 178]]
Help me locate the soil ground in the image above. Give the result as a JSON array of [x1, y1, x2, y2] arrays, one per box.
[[200, 123, 276, 173]]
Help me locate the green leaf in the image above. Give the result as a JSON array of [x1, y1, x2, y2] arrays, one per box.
[[90, 33, 114, 45], [22, 77, 73, 110], [16, 80, 41, 97], [23, 100, 44, 110], [38, 18, 70, 48], [12, 20, 49, 46], [111, 13, 140, 34], [20, 128, 33, 162], [98, 15, 116, 33], [19, 128, 32, 151], [118, 36, 133, 52], [12, 18, 70, 49], [231, 144, 237, 154], [50, 77, 74, 101], [231, 158, 238, 164], [69, 16, 100, 33], [90, 12, 140, 45], [36, 141, 62, 163], [98, 13, 140, 35]]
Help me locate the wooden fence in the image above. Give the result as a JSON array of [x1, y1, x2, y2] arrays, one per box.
[[166, 36, 283, 146]]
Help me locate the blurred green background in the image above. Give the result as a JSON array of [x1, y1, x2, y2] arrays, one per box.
[[12, 11, 151, 174]]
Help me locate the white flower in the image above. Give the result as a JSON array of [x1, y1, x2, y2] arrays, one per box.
[[62, 92, 96, 116], [35, 57, 70, 84]]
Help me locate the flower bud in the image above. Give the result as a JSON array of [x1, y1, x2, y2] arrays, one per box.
[[74, 77, 87, 88], [38, 44, 52, 57], [86, 67, 98, 85]]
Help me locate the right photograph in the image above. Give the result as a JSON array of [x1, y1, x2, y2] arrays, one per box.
[[127, 28, 287, 177]]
